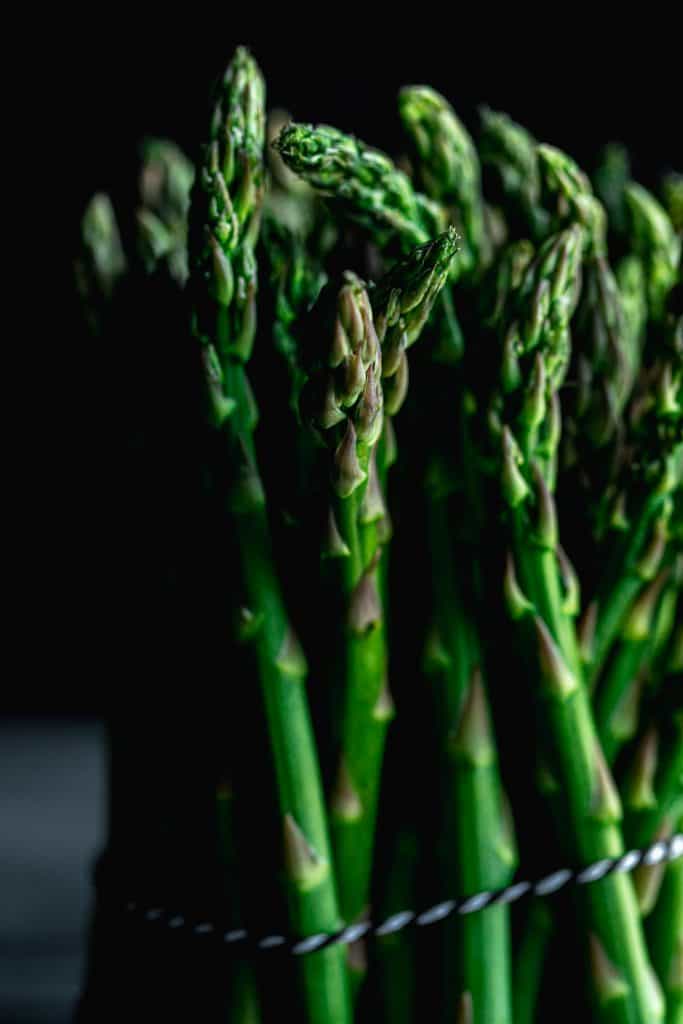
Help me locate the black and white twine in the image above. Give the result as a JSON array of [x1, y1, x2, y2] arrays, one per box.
[[120, 833, 683, 956]]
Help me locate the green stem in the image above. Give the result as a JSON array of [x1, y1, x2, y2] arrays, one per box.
[[530, 615, 664, 1022], [229, 440, 351, 1024], [215, 783, 262, 1023], [429, 494, 514, 1023], [375, 829, 418, 1024], [624, 714, 683, 850], [589, 493, 664, 687], [512, 899, 554, 1024], [647, 816, 683, 1024], [330, 445, 393, 963], [595, 641, 648, 764]]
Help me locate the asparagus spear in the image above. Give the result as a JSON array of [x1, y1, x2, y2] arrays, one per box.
[[74, 193, 127, 334], [494, 225, 665, 1022], [594, 569, 670, 762], [303, 231, 456, 938], [398, 86, 489, 276], [275, 121, 445, 249], [189, 48, 351, 1023], [593, 143, 631, 238], [625, 183, 681, 322], [136, 138, 194, 283], [478, 107, 549, 239]]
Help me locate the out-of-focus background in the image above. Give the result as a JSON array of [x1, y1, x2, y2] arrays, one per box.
[[6, 22, 679, 1023]]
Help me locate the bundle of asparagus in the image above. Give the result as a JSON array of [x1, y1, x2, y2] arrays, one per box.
[[76, 48, 682, 1024]]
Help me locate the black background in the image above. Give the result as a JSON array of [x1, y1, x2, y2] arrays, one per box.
[[3, 22, 681, 1024], [17, 24, 683, 716]]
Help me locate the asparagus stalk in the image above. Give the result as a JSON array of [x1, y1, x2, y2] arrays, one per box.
[[424, 467, 515, 1023], [373, 828, 419, 1024], [303, 232, 456, 938], [216, 780, 262, 1023], [494, 224, 665, 1022], [647, 814, 683, 1024], [594, 569, 670, 762], [189, 49, 350, 1023], [512, 899, 554, 1024], [623, 716, 683, 851]]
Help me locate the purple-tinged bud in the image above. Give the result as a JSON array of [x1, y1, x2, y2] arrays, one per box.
[[359, 448, 386, 525], [504, 552, 534, 620], [588, 934, 629, 1007], [333, 420, 366, 497], [450, 667, 496, 766], [355, 364, 384, 445], [534, 617, 578, 699], [348, 567, 382, 634], [275, 627, 307, 680], [341, 349, 365, 408], [339, 283, 365, 347], [532, 464, 558, 550], [322, 507, 351, 559], [283, 815, 328, 889], [557, 544, 580, 616], [208, 235, 234, 306], [329, 316, 351, 368], [579, 601, 598, 668], [318, 375, 346, 430], [330, 757, 362, 822], [589, 739, 622, 823], [382, 323, 407, 378], [624, 726, 658, 811], [384, 351, 409, 415]]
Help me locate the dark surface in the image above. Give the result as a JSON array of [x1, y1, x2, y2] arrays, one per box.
[[0, 720, 104, 1023]]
